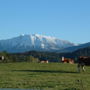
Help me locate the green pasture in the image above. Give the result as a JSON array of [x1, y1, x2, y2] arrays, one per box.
[[0, 62, 90, 90]]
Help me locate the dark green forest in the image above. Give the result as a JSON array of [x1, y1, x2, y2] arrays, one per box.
[[0, 46, 90, 63]]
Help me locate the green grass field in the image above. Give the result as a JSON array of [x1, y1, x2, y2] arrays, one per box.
[[0, 62, 90, 90]]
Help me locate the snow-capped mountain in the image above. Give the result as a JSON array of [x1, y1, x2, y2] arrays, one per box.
[[0, 34, 75, 53]]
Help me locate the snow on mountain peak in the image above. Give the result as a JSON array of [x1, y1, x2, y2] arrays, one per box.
[[0, 34, 75, 52], [20, 34, 25, 36]]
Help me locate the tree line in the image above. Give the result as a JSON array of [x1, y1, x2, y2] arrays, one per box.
[[0, 46, 90, 63]]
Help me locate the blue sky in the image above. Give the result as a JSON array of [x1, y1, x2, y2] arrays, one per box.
[[0, 0, 90, 44]]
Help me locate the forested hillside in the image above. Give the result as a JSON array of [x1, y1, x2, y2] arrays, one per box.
[[0, 46, 90, 63]]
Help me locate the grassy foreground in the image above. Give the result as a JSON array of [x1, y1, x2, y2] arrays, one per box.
[[0, 62, 90, 90]]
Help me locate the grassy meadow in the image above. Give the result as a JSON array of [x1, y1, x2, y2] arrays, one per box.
[[0, 62, 90, 90]]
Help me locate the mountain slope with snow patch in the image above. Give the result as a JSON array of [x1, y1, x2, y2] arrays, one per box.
[[0, 34, 75, 53]]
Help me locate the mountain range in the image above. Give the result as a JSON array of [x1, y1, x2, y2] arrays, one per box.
[[59, 42, 90, 53], [0, 34, 89, 53]]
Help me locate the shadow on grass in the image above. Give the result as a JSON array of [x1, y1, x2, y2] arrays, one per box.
[[12, 69, 78, 74], [64, 88, 79, 90]]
